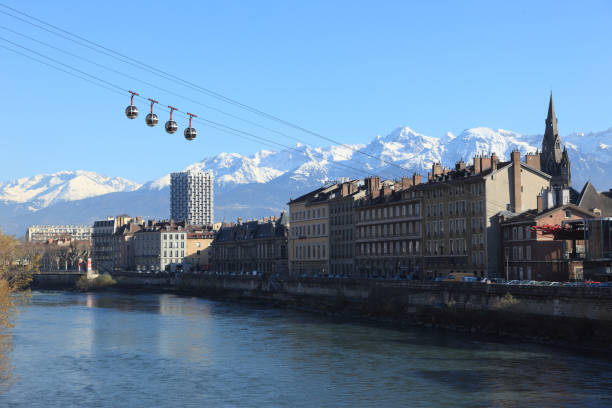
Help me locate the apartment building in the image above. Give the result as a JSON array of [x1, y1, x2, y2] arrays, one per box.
[[417, 151, 550, 278], [111, 220, 144, 271], [211, 213, 289, 275], [133, 220, 187, 272], [354, 175, 423, 279], [92, 215, 136, 272], [26, 225, 92, 242], [329, 181, 366, 277], [170, 169, 214, 226], [185, 229, 215, 272], [498, 200, 594, 282], [288, 185, 337, 276]]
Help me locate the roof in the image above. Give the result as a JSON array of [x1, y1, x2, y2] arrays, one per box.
[[500, 203, 596, 225], [576, 181, 612, 216], [213, 213, 288, 243]]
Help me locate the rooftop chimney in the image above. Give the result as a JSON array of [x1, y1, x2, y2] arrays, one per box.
[[474, 155, 481, 174], [511, 150, 522, 212], [491, 153, 498, 171], [413, 173, 421, 186], [537, 193, 543, 213]]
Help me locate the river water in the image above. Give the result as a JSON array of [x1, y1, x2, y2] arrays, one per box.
[[0, 291, 610, 407]]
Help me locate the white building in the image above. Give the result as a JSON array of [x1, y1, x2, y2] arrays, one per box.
[[26, 224, 92, 242], [170, 169, 214, 225], [134, 222, 187, 272]]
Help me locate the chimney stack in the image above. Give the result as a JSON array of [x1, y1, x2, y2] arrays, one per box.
[[474, 155, 481, 174], [491, 153, 498, 171], [525, 151, 541, 171], [537, 193, 543, 213], [511, 150, 522, 212], [412, 173, 421, 186]]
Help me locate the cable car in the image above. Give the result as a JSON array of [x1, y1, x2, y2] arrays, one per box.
[[184, 113, 197, 141], [165, 106, 178, 134], [125, 91, 139, 119], [146, 98, 159, 127]]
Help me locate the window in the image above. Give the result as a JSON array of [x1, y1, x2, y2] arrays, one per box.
[[322, 224, 326, 234], [565, 210, 571, 218], [518, 227, 523, 240], [526, 246, 531, 260]]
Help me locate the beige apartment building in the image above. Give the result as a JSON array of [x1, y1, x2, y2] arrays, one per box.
[[354, 175, 423, 279], [417, 151, 550, 278], [288, 184, 338, 276], [185, 230, 214, 272]]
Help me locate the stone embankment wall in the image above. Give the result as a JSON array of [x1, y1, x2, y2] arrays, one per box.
[[174, 275, 612, 352], [31, 271, 612, 351], [31, 271, 84, 289]]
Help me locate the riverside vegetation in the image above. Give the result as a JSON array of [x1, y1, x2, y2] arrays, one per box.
[[0, 229, 37, 385], [76, 273, 116, 291]]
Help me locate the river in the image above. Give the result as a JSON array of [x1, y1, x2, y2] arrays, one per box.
[[0, 291, 610, 407]]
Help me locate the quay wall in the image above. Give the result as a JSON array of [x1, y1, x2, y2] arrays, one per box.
[[174, 275, 612, 351], [31, 272, 612, 351], [31, 271, 83, 289]]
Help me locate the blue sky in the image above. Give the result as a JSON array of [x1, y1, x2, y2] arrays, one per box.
[[0, 0, 610, 183]]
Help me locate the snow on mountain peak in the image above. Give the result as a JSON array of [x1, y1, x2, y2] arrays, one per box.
[[0, 170, 141, 209]]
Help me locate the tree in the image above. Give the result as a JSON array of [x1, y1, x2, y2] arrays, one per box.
[[0, 229, 36, 385]]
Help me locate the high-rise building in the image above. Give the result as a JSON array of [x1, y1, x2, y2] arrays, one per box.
[[170, 169, 214, 226]]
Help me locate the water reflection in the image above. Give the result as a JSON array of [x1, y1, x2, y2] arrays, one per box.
[[0, 291, 611, 408]]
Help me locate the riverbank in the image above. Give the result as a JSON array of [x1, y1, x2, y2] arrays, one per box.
[[31, 271, 612, 355]]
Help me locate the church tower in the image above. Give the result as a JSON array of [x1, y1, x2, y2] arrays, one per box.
[[540, 93, 571, 188]]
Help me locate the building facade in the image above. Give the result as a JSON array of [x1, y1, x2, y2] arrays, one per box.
[[329, 181, 366, 277], [288, 185, 336, 276], [417, 151, 550, 278], [170, 169, 214, 225], [111, 220, 144, 271], [499, 203, 594, 282], [26, 225, 92, 242], [92, 215, 135, 272], [212, 213, 289, 275], [354, 176, 423, 279], [133, 220, 187, 272], [185, 229, 215, 272]]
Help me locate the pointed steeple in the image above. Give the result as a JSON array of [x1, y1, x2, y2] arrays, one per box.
[[540, 92, 571, 188], [545, 92, 559, 140], [542, 92, 562, 164]]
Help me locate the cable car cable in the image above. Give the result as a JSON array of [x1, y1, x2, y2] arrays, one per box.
[[0, 34, 400, 179], [0, 21, 397, 174], [0, 3, 413, 173]]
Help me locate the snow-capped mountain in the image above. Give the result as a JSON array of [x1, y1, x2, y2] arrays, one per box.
[[0, 170, 141, 211], [1, 126, 611, 236]]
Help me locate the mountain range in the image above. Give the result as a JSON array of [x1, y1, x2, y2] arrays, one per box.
[[1, 126, 611, 236]]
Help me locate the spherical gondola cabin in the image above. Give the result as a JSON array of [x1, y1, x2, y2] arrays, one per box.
[[184, 127, 197, 141], [165, 120, 178, 134], [146, 113, 159, 127], [125, 104, 138, 119]]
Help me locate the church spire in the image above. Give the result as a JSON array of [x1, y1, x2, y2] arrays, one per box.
[[540, 92, 571, 188], [546, 92, 558, 138]]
